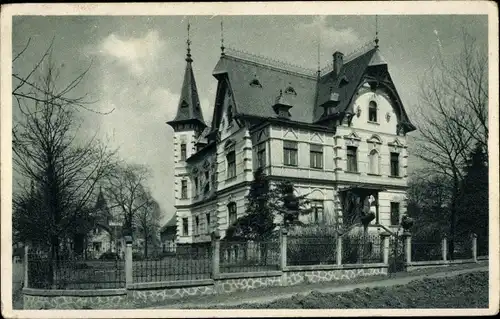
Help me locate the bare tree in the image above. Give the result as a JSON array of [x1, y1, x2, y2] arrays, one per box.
[[414, 30, 488, 257], [134, 193, 161, 258], [12, 48, 116, 267], [103, 163, 151, 238]]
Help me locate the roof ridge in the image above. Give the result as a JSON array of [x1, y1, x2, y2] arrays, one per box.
[[320, 41, 376, 75], [224, 47, 317, 79]]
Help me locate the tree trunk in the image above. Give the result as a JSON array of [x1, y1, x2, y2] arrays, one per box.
[[449, 173, 460, 260], [144, 237, 148, 258]]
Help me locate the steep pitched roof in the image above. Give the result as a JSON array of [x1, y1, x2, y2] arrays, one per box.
[[213, 55, 318, 123], [170, 56, 206, 126]]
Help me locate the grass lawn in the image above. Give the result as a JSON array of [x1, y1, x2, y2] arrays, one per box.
[[203, 271, 489, 309]]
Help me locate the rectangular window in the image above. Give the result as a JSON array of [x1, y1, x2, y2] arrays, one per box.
[[346, 146, 358, 172], [257, 143, 266, 168], [283, 141, 298, 166], [311, 200, 324, 223], [180, 143, 187, 161], [195, 216, 200, 235], [390, 202, 400, 226], [193, 177, 198, 195], [390, 152, 400, 177], [310, 144, 323, 169], [212, 172, 217, 188], [181, 180, 187, 199], [182, 218, 189, 236], [204, 171, 210, 193], [227, 151, 236, 179], [228, 203, 237, 225], [206, 213, 211, 234]]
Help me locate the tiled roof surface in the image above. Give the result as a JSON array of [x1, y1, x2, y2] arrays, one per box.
[[172, 61, 206, 124], [213, 47, 389, 124], [213, 56, 318, 123]]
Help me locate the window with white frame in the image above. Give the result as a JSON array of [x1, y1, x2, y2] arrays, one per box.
[[369, 101, 377, 122], [346, 146, 358, 172], [310, 144, 323, 169], [228, 202, 237, 225], [257, 143, 266, 168], [182, 218, 189, 236], [181, 180, 188, 199], [390, 152, 400, 177], [311, 200, 324, 223], [390, 202, 400, 225], [283, 141, 298, 166], [226, 151, 236, 179]]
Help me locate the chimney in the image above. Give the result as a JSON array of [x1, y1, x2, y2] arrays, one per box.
[[333, 51, 344, 77]]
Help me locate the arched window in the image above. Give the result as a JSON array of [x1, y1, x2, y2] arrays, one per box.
[[369, 101, 378, 122], [369, 149, 380, 175]]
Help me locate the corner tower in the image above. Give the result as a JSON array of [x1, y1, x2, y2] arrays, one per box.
[[167, 23, 206, 242]]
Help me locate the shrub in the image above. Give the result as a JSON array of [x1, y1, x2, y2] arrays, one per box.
[[99, 251, 120, 260]]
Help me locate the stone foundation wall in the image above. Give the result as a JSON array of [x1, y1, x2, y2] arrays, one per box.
[[23, 293, 128, 309], [23, 265, 388, 309]]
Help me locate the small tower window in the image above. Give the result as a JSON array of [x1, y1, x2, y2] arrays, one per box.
[[250, 74, 262, 88], [369, 101, 378, 122], [181, 100, 188, 108], [180, 143, 187, 161]]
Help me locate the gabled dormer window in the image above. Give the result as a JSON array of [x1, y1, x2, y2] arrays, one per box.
[[284, 85, 297, 96], [250, 74, 262, 88]]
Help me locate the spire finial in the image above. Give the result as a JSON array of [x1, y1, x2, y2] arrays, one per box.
[[220, 17, 225, 56], [186, 19, 193, 62], [374, 15, 379, 48]]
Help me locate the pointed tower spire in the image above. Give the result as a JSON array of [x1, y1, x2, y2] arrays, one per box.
[[167, 20, 207, 133], [186, 20, 193, 62], [374, 15, 379, 48], [220, 17, 225, 56]]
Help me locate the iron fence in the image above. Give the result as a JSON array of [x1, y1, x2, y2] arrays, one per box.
[[219, 241, 280, 273], [412, 241, 443, 262], [27, 254, 125, 289], [342, 233, 383, 264], [449, 239, 472, 260], [133, 246, 212, 282], [287, 236, 337, 266]]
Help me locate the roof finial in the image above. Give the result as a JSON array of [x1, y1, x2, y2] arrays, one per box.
[[220, 17, 225, 56], [186, 19, 193, 62], [374, 15, 379, 48]]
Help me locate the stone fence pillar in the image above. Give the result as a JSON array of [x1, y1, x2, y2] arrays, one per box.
[[336, 231, 343, 266], [380, 232, 391, 265], [124, 236, 133, 288], [24, 243, 29, 288], [471, 233, 478, 262], [401, 232, 412, 263], [211, 231, 221, 278], [442, 236, 448, 261], [280, 228, 288, 270]]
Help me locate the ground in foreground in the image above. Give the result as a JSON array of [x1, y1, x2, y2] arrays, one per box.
[[204, 271, 488, 309]]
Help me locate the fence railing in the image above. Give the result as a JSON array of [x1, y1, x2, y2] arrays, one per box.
[[219, 241, 280, 273], [133, 247, 211, 282], [27, 254, 125, 289], [342, 233, 383, 264], [412, 241, 443, 262], [24, 231, 484, 289], [287, 236, 337, 266]]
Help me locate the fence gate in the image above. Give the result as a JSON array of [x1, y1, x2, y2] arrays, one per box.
[[388, 235, 405, 273]]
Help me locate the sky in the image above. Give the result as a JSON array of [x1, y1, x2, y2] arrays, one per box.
[[11, 14, 489, 226]]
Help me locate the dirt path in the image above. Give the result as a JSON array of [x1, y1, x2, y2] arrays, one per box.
[[147, 263, 488, 309]]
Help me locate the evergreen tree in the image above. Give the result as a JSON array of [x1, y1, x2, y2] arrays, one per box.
[[224, 168, 312, 241], [225, 167, 275, 241], [456, 143, 488, 253]]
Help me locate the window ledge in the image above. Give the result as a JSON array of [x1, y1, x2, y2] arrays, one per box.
[[309, 166, 324, 171], [389, 175, 403, 179], [367, 121, 380, 125], [225, 176, 237, 182], [284, 164, 298, 167], [367, 173, 382, 176], [345, 171, 361, 175]]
